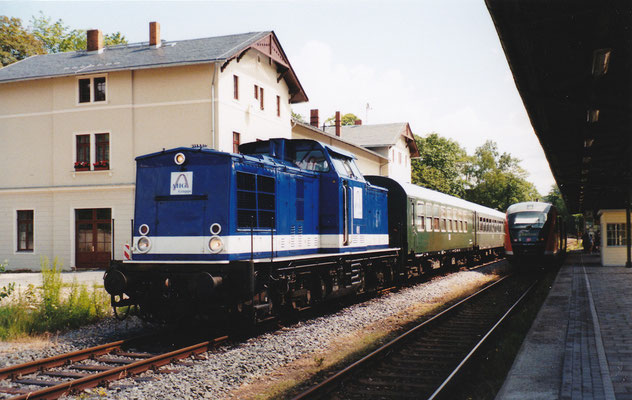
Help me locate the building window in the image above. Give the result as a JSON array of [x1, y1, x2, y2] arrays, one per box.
[[75, 135, 90, 169], [78, 76, 106, 103], [260, 87, 264, 110], [607, 223, 628, 246], [233, 132, 240, 153], [17, 210, 34, 252], [233, 75, 239, 100], [95, 133, 109, 169], [254, 84, 259, 100], [276, 95, 281, 117]]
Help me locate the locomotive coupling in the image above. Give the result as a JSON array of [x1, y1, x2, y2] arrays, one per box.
[[195, 272, 223, 299], [104, 269, 128, 296]]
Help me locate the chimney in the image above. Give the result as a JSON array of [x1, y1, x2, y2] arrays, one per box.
[[354, 119, 362, 125], [149, 22, 161, 47], [310, 109, 319, 127], [87, 29, 103, 53], [335, 111, 341, 137]]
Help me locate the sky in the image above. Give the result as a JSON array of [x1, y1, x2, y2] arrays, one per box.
[[2, 0, 556, 194]]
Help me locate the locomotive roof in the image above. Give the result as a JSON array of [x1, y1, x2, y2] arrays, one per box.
[[398, 180, 506, 219], [506, 202, 552, 215]]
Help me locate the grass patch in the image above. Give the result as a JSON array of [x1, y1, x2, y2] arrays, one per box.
[[0, 257, 111, 340]]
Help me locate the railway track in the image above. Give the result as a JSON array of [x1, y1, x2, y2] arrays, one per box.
[[292, 271, 536, 400], [0, 333, 227, 400]]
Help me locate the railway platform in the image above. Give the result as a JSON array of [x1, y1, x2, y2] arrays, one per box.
[[497, 252, 632, 400]]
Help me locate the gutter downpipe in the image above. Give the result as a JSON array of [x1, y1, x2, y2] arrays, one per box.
[[211, 62, 220, 150]]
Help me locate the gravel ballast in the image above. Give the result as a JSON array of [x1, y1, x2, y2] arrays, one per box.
[[0, 261, 508, 399]]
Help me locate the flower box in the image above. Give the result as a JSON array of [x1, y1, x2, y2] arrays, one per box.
[[74, 162, 90, 171], [93, 161, 109, 170]]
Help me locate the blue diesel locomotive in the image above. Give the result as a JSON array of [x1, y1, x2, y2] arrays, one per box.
[[105, 139, 398, 322], [104, 138, 505, 322]]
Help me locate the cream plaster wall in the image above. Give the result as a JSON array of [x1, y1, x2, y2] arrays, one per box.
[[217, 51, 292, 152], [599, 209, 631, 267], [387, 136, 412, 183]]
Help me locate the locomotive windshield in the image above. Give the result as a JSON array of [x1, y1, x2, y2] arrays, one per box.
[[330, 154, 365, 181]]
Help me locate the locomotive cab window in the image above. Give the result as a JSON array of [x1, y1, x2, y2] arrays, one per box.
[[295, 149, 329, 172]]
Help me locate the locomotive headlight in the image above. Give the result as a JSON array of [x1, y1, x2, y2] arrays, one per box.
[[210, 223, 222, 235], [137, 236, 152, 253], [139, 224, 150, 236], [208, 236, 223, 253], [174, 152, 186, 165]]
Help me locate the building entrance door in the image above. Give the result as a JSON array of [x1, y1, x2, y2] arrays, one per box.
[[75, 208, 111, 269]]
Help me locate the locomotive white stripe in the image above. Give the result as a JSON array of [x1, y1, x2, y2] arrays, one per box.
[[132, 234, 390, 255]]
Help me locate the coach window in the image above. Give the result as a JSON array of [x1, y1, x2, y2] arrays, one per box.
[[416, 201, 424, 231], [426, 203, 432, 231]]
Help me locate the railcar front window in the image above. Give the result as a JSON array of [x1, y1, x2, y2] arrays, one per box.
[[509, 212, 547, 229]]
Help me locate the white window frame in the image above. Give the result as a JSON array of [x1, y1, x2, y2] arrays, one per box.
[[77, 74, 108, 105], [72, 131, 112, 172]]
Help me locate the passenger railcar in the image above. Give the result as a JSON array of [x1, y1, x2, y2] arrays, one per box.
[[504, 201, 566, 265], [367, 176, 505, 273]]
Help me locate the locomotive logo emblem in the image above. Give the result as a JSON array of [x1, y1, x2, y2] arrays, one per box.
[[170, 172, 193, 195]]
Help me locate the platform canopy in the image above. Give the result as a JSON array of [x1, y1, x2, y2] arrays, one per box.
[[485, 0, 632, 214]]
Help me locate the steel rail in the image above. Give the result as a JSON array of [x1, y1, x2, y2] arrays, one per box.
[[0, 334, 156, 380], [427, 280, 536, 400], [291, 274, 512, 400], [4, 335, 228, 400]]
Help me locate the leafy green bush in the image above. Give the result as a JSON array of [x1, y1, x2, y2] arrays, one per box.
[[0, 260, 15, 302], [0, 257, 111, 340]]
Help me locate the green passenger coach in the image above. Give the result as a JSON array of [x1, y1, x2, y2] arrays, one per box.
[[366, 176, 506, 272]]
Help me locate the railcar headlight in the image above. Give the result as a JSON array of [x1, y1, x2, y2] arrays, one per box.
[[137, 236, 151, 253], [210, 223, 222, 235], [139, 224, 150, 236], [208, 236, 223, 253], [174, 152, 186, 165]]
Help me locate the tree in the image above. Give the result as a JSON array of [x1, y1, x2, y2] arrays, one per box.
[[411, 133, 469, 197], [543, 185, 582, 236], [0, 16, 46, 66], [325, 112, 360, 126], [291, 110, 305, 122], [30, 13, 126, 53], [463, 140, 540, 211]]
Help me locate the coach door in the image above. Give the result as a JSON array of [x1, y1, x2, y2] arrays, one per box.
[[75, 208, 111, 269]]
